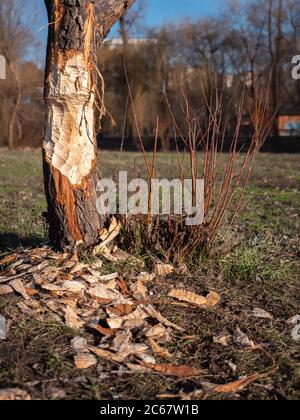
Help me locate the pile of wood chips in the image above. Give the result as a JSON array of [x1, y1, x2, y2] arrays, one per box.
[[0, 246, 221, 378]]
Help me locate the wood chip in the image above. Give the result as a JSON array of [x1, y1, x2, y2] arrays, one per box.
[[0, 254, 17, 267], [9, 279, 30, 300], [143, 305, 184, 332], [130, 280, 148, 300], [60, 281, 85, 294], [235, 327, 256, 348], [252, 308, 273, 320], [74, 353, 97, 370], [63, 306, 84, 329], [0, 285, 14, 295], [87, 284, 123, 302], [168, 289, 220, 308], [155, 264, 174, 277], [71, 337, 88, 352]]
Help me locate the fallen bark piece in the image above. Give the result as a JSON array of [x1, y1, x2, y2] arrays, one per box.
[[74, 353, 97, 370], [9, 279, 30, 300], [140, 362, 202, 378], [0, 254, 17, 267], [0, 388, 31, 401], [213, 373, 266, 394], [168, 289, 220, 308], [0, 285, 14, 295], [155, 264, 174, 277]]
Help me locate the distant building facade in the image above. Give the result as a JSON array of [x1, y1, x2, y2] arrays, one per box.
[[278, 106, 300, 136]]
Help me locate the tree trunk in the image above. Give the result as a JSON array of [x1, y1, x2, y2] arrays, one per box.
[[43, 0, 134, 249]]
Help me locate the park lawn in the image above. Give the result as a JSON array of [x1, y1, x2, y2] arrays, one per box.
[[0, 149, 299, 400]]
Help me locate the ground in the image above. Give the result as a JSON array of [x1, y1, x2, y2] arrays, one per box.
[[0, 149, 299, 400]]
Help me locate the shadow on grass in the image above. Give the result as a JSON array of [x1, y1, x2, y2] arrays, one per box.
[[0, 233, 45, 254]]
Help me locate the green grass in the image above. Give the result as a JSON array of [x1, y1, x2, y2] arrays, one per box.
[[0, 149, 299, 400]]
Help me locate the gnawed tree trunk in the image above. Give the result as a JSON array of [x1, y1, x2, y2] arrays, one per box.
[[43, 0, 134, 249]]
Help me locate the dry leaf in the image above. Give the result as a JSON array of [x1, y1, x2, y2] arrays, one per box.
[[74, 353, 97, 370], [155, 264, 174, 277], [148, 339, 172, 359], [140, 362, 202, 378], [0, 285, 14, 295], [168, 289, 220, 308], [213, 373, 265, 394], [9, 279, 30, 300], [253, 308, 273, 320]]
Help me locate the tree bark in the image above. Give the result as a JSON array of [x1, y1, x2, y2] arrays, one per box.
[[43, 0, 134, 249]]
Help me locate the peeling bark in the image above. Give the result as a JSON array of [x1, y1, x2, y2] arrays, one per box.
[[44, 0, 134, 249]]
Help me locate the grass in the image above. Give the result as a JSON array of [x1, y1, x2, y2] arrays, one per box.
[[0, 149, 299, 400]]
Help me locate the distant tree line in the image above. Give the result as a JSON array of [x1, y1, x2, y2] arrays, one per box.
[[0, 0, 299, 149]]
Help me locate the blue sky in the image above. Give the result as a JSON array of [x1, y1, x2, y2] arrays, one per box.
[[28, 0, 224, 62], [137, 0, 222, 28]]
